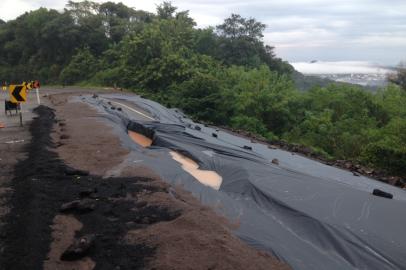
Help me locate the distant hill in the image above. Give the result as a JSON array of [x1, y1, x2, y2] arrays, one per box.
[[292, 70, 335, 91]]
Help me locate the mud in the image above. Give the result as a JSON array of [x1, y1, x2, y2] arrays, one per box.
[[128, 130, 153, 147], [170, 151, 222, 190]]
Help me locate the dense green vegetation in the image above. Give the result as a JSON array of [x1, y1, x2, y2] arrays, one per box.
[[0, 1, 405, 177]]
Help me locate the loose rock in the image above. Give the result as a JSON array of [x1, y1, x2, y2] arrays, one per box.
[[79, 188, 98, 198], [60, 134, 70, 140], [271, 159, 279, 165], [243, 145, 252, 150], [372, 189, 393, 199], [60, 199, 96, 213], [65, 168, 89, 176], [61, 234, 96, 261]]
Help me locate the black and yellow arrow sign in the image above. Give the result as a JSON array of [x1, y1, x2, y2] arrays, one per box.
[[24, 80, 40, 90], [9, 84, 27, 103], [25, 81, 34, 90]]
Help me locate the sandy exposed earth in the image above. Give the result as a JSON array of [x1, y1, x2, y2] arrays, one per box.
[[0, 88, 290, 270]]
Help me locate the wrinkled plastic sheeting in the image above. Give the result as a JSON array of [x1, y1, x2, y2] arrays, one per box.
[[87, 94, 406, 270]]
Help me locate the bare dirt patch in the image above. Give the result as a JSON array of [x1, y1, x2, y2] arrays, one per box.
[[170, 151, 222, 190], [44, 215, 95, 270], [49, 93, 129, 176], [128, 130, 153, 147], [127, 185, 291, 270]]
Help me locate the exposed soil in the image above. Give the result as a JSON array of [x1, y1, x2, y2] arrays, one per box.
[[126, 187, 290, 270], [0, 106, 158, 269], [49, 93, 130, 176], [128, 130, 153, 148], [44, 215, 95, 270], [170, 151, 222, 190], [0, 90, 290, 270]]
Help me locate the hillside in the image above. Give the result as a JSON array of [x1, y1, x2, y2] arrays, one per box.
[[0, 1, 405, 179]]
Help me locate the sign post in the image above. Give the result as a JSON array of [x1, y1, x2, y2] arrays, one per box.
[[19, 103, 23, 127], [35, 88, 40, 105], [33, 80, 41, 105]]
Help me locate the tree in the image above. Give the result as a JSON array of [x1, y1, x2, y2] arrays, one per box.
[[66, 0, 100, 22], [213, 14, 292, 73], [156, 2, 177, 19], [60, 47, 99, 84], [169, 70, 229, 124], [98, 2, 153, 43], [116, 15, 197, 91], [388, 62, 406, 91], [216, 14, 265, 40]]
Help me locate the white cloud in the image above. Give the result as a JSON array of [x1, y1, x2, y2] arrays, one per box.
[[0, 0, 36, 21], [292, 61, 392, 74], [264, 28, 338, 48], [351, 34, 406, 48]]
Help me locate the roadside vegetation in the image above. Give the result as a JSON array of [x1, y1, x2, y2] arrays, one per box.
[[0, 1, 405, 177]]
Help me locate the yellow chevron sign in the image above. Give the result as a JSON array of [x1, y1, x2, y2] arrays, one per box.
[[23, 81, 33, 90], [9, 84, 27, 103], [24, 80, 40, 90]]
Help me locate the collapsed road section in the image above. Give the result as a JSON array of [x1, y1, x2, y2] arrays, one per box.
[[85, 93, 406, 270]]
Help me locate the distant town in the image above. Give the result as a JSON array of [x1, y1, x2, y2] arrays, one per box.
[[316, 73, 388, 87], [292, 61, 394, 87]]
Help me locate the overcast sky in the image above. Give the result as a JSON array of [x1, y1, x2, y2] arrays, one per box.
[[1, 0, 405, 65]]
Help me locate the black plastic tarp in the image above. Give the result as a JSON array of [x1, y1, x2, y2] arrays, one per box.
[[85, 94, 406, 270]]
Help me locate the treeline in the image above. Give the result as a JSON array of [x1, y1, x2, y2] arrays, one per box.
[[0, 1, 405, 177], [0, 1, 291, 84]]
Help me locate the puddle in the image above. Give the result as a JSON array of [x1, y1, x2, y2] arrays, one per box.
[[128, 131, 152, 147], [170, 151, 222, 190]]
